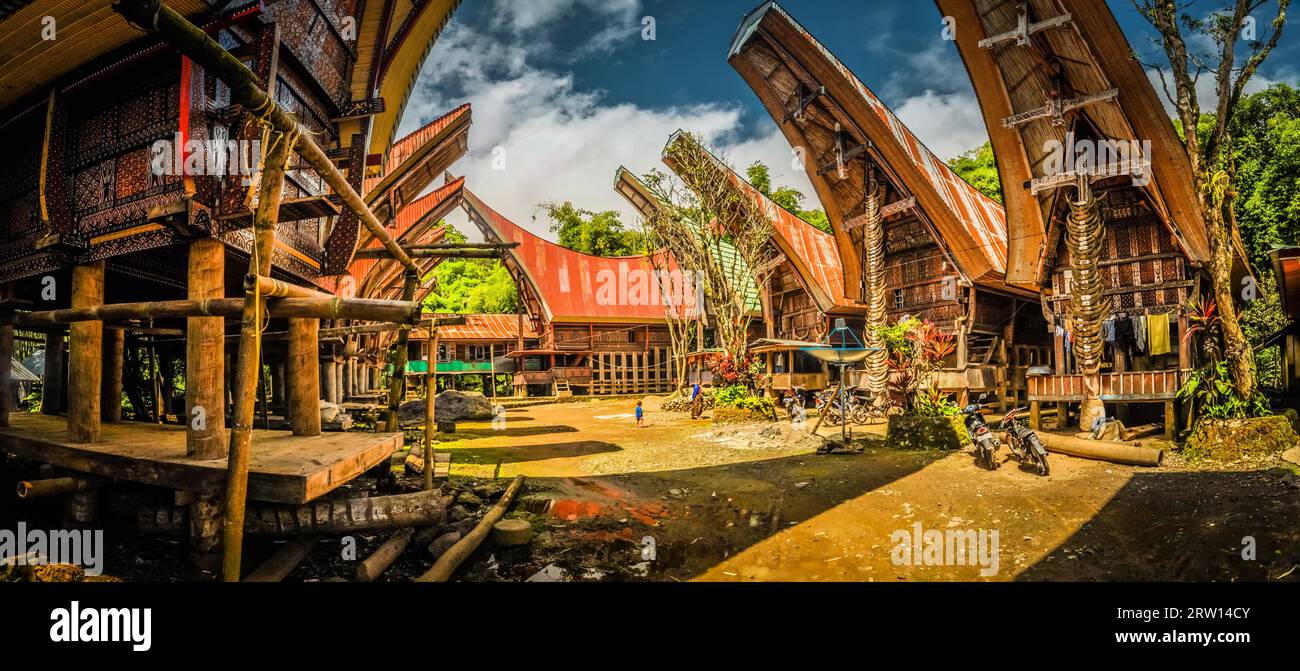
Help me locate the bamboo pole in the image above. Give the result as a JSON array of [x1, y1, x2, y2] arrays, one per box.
[[2, 296, 421, 326], [221, 128, 290, 582], [243, 536, 318, 582], [385, 272, 419, 432], [415, 475, 525, 582], [356, 528, 413, 582], [68, 262, 104, 443], [351, 248, 505, 260], [16, 475, 104, 499], [112, 0, 419, 276], [424, 326, 437, 491], [244, 273, 333, 300]]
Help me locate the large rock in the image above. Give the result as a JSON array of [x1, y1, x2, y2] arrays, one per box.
[[397, 390, 494, 425], [1184, 415, 1300, 462]]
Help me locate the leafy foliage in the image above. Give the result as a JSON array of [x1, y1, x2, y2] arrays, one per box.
[[537, 201, 645, 256], [1178, 361, 1270, 422], [746, 161, 832, 234], [946, 142, 1003, 203], [884, 319, 955, 414], [705, 354, 765, 390], [421, 224, 519, 314]]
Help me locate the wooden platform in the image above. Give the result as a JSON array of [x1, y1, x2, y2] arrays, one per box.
[[0, 414, 402, 504]]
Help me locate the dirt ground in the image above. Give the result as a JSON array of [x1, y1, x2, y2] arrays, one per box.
[[437, 397, 1300, 582]]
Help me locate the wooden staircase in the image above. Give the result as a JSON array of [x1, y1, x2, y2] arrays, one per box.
[[553, 379, 573, 397], [967, 333, 1002, 365]]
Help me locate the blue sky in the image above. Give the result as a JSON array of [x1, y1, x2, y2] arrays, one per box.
[[398, 0, 1299, 239]]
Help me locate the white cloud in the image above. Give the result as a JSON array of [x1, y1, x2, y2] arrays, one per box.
[[489, 0, 642, 56], [1144, 67, 1288, 117], [892, 90, 990, 160], [400, 19, 814, 241]]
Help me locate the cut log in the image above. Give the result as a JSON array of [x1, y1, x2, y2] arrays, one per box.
[[415, 475, 525, 582], [491, 518, 533, 547], [16, 475, 104, 499], [1036, 431, 1163, 467], [138, 488, 446, 536], [243, 536, 318, 582], [356, 527, 414, 582]]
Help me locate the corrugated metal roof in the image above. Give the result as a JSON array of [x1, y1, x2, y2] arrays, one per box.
[[462, 188, 689, 324], [412, 314, 539, 341], [10, 357, 38, 383], [728, 2, 1009, 283], [386, 103, 471, 177]]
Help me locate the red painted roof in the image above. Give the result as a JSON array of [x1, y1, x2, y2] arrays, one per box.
[[462, 189, 691, 324], [731, 3, 1007, 277], [387, 103, 472, 175], [412, 314, 539, 341]]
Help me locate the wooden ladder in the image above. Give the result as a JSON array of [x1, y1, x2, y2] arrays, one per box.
[[553, 379, 573, 397]]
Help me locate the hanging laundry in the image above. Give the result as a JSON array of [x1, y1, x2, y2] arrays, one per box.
[[1115, 315, 1135, 355], [1148, 312, 1170, 355], [1130, 314, 1146, 355], [1102, 318, 1116, 343]]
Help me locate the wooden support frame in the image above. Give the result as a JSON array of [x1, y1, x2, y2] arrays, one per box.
[[187, 238, 225, 459]]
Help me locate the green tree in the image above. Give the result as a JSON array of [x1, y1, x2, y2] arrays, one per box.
[[745, 161, 833, 233], [538, 201, 644, 256], [946, 142, 1003, 203], [422, 224, 519, 314], [1231, 83, 1300, 271]]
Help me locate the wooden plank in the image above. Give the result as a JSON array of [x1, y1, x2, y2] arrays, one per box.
[[0, 413, 400, 504]]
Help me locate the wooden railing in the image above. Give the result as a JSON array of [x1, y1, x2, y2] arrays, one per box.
[[1027, 370, 1184, 402], [770, 372, 829, 390]]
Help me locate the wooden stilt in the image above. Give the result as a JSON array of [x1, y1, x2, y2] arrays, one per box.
[[41, 329, 64, 416], [221, 127, 290, 582], [288, 318, 321, 436], [0, 283, 13, 427], [68, 262, 104, 443], [385, 272, 418, 432], [101, 327, 124, 423], [187, 238, 225, 459]]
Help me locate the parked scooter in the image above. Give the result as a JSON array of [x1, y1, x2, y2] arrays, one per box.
[[999, 406, 1050, 476], [960, 394, 999, 470], [782, 385, 807, 421]]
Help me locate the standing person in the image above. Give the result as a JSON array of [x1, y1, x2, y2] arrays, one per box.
[[690, 381, 703, 419], [635, 400, 644, 428]]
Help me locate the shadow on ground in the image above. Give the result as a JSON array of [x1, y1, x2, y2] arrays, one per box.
[[1016, 469, 1300, 581]]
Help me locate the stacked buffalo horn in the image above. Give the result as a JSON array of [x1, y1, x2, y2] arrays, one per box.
[[1066, 180, 1110, 375], [861, 180, 889, 395]]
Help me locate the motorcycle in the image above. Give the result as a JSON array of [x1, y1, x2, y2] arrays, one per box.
[[999, 406, 1050, 476], [782, 385, 807, 421], [960, 395, 1000, 470]]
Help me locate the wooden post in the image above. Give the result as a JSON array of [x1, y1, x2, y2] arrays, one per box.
[[425, 327, 437, 491], [385, 272, 418, 432], [221, 127, 290, 582], [0, 312, 11, 429], [101, 327, 124, 423], [42, 329, 64, 415], [288, 318, 321, 436], [1030, 400, 1041, 430], [67, 262, 104, 443], [1164, 399, 1176, 441], [187, 238, 225, 459]]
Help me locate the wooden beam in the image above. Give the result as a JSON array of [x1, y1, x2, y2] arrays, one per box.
[[187, 238, 225, 459], [67, 262, 104, 443], [385, 272, 419, 432], [4, 297, 422, 326]]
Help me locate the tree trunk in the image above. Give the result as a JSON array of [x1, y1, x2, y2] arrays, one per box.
[[1204, 197, 1256, 398]]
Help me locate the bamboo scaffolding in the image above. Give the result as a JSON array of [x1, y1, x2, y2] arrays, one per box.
[[385, 273, 420, 432], [2, 296, 422, 326]]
